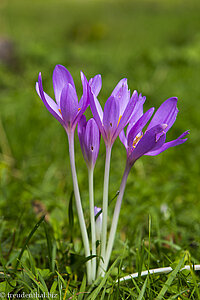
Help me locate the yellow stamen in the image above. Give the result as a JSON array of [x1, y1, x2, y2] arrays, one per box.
[[132, 134, 143, 148], [117, 115, 122, 126], [58, 108, 62, 115], [78, 108, 81, 111]]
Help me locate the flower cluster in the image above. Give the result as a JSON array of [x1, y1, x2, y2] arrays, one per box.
[[36, 65, 188, 283]]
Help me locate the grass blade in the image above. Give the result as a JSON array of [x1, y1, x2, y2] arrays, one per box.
[[155, 254, 185, 300], [138, 277, 148, 300], [14, 215, 45, 271]]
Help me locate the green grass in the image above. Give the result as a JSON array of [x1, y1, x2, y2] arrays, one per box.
[[0, 0, 200, 298]]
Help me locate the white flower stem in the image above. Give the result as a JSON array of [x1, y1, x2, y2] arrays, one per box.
[[104, 162, 130, 272], [98, 145, 112, 277], [117, 265, 200, 282], [68, 132, 92, 284], [88, 167, 96, 281]]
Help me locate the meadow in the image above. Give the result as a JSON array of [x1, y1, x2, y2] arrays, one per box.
[[0, 0, 200, 298]]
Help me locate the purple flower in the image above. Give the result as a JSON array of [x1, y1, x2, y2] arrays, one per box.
[[120, 97, 189, 166], [89, 78, 140, 147], [78, 116, 100, 169], [36, 64, 101, 134]]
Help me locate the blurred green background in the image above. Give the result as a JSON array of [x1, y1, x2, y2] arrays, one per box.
[[0, 0, 200, 276]]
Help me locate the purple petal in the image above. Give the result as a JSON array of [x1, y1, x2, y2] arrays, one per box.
[[89, 74, 102, 97], [147, 97, 178, 132], [112, 91, 138, 143], [84, 118, 100, 167], [128, 92, 146, 126], [127, 108, 155, 148], [60, 83, 78, 127], [78, 115, 87, 160], [119, 130, 127, 149], [112, 79, 130, 115], [111, 78, 127, 97], [53, 65, 75, 106], [72, 72, 89, 128], [36, 82, 59, 114], [37, 74, 65, 127], [146, 130, 189, 156], [129, 124, 167, 164], [94, 206, 102, 217], [89, 87, 105, 138], [103, 96, 119, 143]]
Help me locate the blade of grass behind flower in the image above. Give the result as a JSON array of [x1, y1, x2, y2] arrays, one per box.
[[155, 254, 185, 300], [14, 215, 45, 271]]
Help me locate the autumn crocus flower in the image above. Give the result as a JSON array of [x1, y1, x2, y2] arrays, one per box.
[[89, 79, 138, 147], [89, 78, 140, 275], [104, 97, 189, 273], [78, 116, 100, 280], [36, 64, 101, 135], [78, 116, 100, 170], [120, 97, 189, 165], [36, 65, 102, 284]]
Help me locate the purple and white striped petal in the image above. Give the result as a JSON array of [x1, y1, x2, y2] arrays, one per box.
[[53, 65, 76, 106]]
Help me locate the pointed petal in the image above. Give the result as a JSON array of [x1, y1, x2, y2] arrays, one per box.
[[129, 124, 167, 163], [146, 130, 189, 156], [119, 130, 127, 148], [111, 78, 127, 97], [37, 74, 64, 126], [112, 91, 138, 143], [128, 92, 146, 126], [36, 82, 59, 114], [84, 118, 100, 167], [111, 79, 130, 115], [89, 74, 102, 97], [89, 87, 105, 138], [77, 115, 87, 160], [147, 97, 178, 132], [127, 108, 155, 148], [73, 72, 89, 128], [103, 96, 119, 142], [60, 83, 78, 126], [53, 64, 75, 106]]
